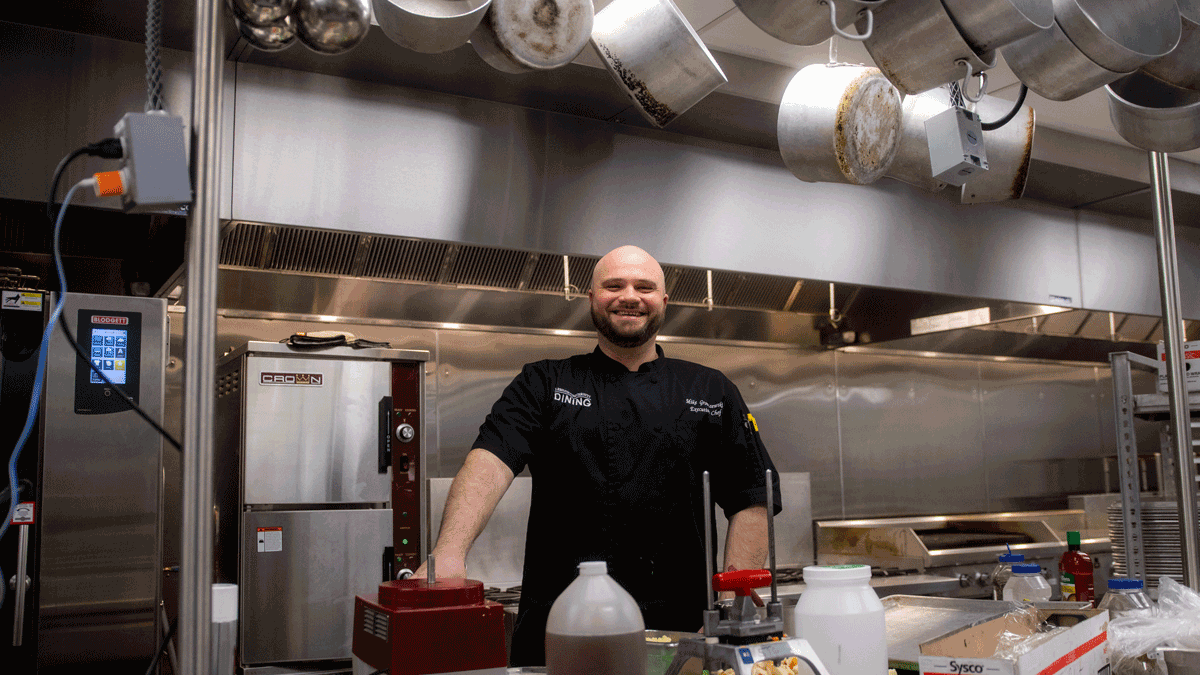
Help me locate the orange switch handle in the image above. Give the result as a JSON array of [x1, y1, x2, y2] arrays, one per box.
[[93, 171, 124, 197]]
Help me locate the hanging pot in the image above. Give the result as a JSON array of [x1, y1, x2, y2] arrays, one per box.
[[940, 0, 1052, 53], [961, 94, 1036, 204], [1141, 0, 1200, 92], [228, 0, 298, 27], [590, 0, 727, 128], [1107, 70, 1200, 154], [373, 0, 492, 54], [293, 0, 373, 54], [1003, 19, 1130, 101], [235, 13, 298, 51], [732, 0, 886, 47], [859, 0, 996, 96], [1053, 0, 1180, 73], [778, 64, 903, 185], [470, 0, 594, 74]]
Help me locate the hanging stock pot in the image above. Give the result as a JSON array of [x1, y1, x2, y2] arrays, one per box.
[[1141, 0, 1200, 92], [940, 0, 1052, 53], [590, 0, 727, 128], [1106, 71, 1200, 154], [471, 0, 594, 74], [373, 0, 493, 53], [859, 0, 996, 96], [778, 64, 903, 185], [732, 0, 885, 46]]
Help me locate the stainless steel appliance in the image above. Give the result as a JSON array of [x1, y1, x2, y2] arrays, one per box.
[[816, 510, 1112, 599], [214, 341, 429, 672], [1, 291, 167, 668]]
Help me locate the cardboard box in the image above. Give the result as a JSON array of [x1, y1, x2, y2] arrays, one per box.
[[1157, 340, 1200, 393], [918, 608, 1109, 675]]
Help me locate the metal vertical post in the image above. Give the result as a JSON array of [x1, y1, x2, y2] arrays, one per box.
[[1148, 150, 1200, 591], [1109, 352, 1146, 582], [181, 0, 225, 671]]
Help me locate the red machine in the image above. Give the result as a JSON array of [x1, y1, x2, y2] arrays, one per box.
[[353, 577, 508, 675]]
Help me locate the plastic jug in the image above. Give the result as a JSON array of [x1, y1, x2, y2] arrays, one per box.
[[990, 553, 1024, 600], [545, 561, 646, 675], [1096, 578, 1154, 618], [1002, 564, 1052, 602], [793, 564, 886, 675]]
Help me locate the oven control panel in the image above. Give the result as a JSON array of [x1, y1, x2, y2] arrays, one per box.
[[74, 308, 142, 414], [389, 360, 423, 573]]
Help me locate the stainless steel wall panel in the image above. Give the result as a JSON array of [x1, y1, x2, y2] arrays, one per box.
[[836, 352, 988, 518], [0, 24, 234, 217], [239, 509, 391, 664], [433, 330, 595, 477], [979, 361, 1107, 511], [230, 63, 544, 242]]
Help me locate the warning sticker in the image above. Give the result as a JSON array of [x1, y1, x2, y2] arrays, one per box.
[[257, 527, 283, 553], [2, 291, 42, 312], [11, 502, 35, 525]]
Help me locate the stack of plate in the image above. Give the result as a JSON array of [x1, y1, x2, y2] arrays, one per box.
[[1108, 500, 1200, 591]]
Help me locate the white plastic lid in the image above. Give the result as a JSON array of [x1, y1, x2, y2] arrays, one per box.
[[579, 561, 608, 575], [212, 583, 238, 624], [802, 564, 872, 583]]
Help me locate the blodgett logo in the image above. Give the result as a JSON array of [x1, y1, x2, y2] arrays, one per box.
[[92, 315, 129, 325], [553, 387, 592, 407], [261, 372, 324, 386]]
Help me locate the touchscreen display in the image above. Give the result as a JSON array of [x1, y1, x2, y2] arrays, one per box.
[[89, 327, 129, 385]]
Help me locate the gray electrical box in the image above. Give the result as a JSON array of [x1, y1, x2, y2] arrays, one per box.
[[925, 107, 989, 187], [113, 112, 192, 213]]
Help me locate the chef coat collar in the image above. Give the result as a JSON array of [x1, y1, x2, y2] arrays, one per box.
[[590, 344, 666, 374]]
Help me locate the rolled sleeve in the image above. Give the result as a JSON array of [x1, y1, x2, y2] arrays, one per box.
[[472, 363, 549, 477]]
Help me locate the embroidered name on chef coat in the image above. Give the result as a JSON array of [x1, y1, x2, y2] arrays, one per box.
[[686, 398, 723, 417], [553, 387, 592, 407]]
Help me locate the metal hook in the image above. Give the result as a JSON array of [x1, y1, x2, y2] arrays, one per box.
[[822, 0, 873, 42], [957, 59, 988, 104], [828, 282, 842, 325]]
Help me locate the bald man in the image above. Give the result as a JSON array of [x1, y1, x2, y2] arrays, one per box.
[[416, 246, 781, 665]]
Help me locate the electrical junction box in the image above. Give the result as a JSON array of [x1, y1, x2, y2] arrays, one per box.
[[925, 106, 989, 187], [113, 112, 192, 213]]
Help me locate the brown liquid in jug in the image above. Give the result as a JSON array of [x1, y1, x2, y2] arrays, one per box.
[[545, 631, 647, 675]]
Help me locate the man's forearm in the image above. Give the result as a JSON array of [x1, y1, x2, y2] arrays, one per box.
[[723, 505, 769, 572], [432, 448, 516, 562]]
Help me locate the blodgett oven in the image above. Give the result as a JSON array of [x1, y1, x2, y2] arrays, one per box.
[[213, 341, 430, 672]]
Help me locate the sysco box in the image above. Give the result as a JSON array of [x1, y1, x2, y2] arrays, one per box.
[[1156, 340, 1200, 393], [919, 608, 1108, 675]]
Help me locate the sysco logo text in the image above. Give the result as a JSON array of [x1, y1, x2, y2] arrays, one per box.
[[949, 661, 984, 674]]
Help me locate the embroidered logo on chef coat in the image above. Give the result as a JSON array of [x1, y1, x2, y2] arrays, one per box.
[[553, 387, 592, 407], [686, 398, 723, 417]]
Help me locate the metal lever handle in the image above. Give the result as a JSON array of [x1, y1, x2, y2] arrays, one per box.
[[766, 468, 778, 604], [12, 523, 30, 646], [378, 396, 393, 473], [824, 0, 873, 41]]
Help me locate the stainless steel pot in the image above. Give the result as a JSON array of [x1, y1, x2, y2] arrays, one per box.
[[886, 88, 952, 193], [227, 0, 297, 27], [941, 0, 1052, 53], [778, 64, 903, 185], [590, 0, 727, 128], [294, 0, 373, 54], [235, 13, 298, 51], [1142, 0, 1200, 92], [961, 94, 1036, 203], [859, 0, 996, 96], [471, 0, 593, 74], [732, 0, 886, 47], [373, 0, 492, 54], [1053, 0, 1180, 73], [1003, 19, 1130, 101], [1106, 70, 1200, 153]]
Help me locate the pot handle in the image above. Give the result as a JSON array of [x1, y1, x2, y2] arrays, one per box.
[[957, 59, 988, 104], [823, 0, 873, 42]]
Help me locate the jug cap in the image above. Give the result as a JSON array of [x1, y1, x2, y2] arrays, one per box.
[[1108, 577, 1144, 590], [802, 564, 871, 582], [1012, 564, 1042, 574], [579, 561, 608, 575], [998, 553, 1025, 563]]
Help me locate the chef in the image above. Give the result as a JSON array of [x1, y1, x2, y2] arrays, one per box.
[[414, 244, 782, 665]]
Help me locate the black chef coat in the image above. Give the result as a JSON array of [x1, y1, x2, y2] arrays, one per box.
[[472, 345, 783, 666]]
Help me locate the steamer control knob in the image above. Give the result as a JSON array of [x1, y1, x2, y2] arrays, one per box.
[[396, 424, 415, 442]]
